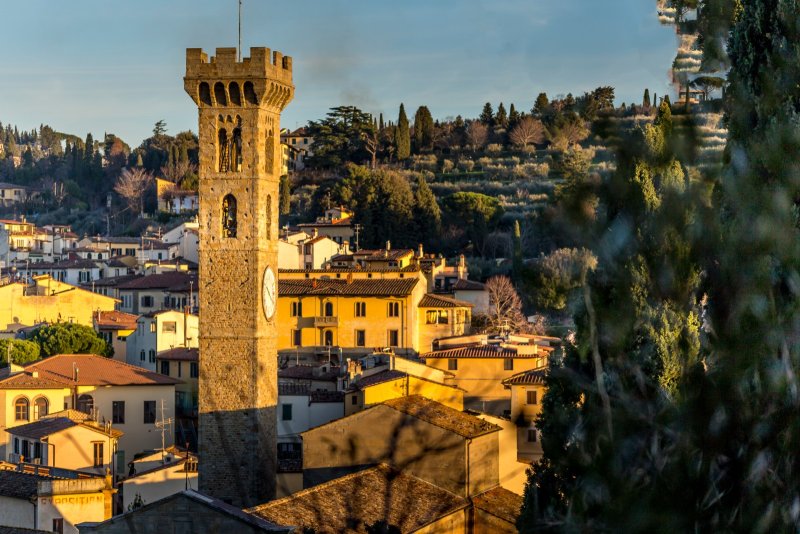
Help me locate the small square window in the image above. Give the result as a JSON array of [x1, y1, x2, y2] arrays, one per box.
[[504, 358, 514, 371], [527, 428, 538, 443], [527, 390, 538, 405], [448, 358, 458, 371]]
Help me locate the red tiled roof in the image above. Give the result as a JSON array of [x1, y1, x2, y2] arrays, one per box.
[[248, 464, 468, 533], [349, 369, 407, 390], [382, 396, 500, 438], [451, 279, 486, 291], [472, 486, 523, 525], [279, 278, 417, 297], [6, 409, 123, 440], [157, 347, 198, 362], [421, 345, 545, 359], [94, 310, 138, 330], [502, 369, 547, 386], [117, 272, 196, 291], [354, 249, 414, 261], [0, 354, 180, 389], [418, 294, 474, 308]]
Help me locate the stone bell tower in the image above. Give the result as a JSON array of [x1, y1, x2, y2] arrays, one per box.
[[184, 46, 294, 506]]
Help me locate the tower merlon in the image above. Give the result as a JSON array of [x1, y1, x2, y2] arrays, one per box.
[[185, 47, 293, 83], [184, 46, 294, 110]]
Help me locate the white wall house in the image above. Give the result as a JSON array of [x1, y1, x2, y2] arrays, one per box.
[[126, 310, 199, 372]]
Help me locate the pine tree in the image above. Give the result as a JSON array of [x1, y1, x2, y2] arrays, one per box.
[[533, 92, 549, 115], [508, 103, 521, 129], [395, 104, 411, 161], [495, 103, 508, 129], [479, 102, 494, 125]]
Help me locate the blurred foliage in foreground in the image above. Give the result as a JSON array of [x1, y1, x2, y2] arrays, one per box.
[[519, 1, 800, 531]]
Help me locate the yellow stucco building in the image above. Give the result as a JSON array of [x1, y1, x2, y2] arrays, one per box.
[[0, 276, 117, 330], [277, 270, 473, 356]]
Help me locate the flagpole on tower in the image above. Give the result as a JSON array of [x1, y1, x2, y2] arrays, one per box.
[[238, 0, 242, 62]]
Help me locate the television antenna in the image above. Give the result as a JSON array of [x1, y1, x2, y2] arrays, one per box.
[[238, 0, 243, 62], [155, 399, 174, 463]]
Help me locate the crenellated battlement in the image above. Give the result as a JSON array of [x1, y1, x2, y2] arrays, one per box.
[[186, 47, 292, 81], [184, 46, 294, 110]]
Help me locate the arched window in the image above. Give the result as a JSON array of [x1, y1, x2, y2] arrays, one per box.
[[77, 394, 94, 415], [266, 195, 272, 240], [222, 194, 238, 238], [244, 81, 258, 104], [199, 82, 212, 106], [33, 397, 48, 420], [324, 301, 334, 317], [231, 125, 242, 172], [14, 397, 29, 421], [218, 128, 229, 172], [323, 330, 334, 346], [214, 82, 227, 106], [229, 82, 241, 106]]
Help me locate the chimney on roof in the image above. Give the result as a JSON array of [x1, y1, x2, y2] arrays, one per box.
[[312, 228, 318, 238], [386, 240, 391, 251], [312, 278, 318, 289], [417, 244, 423, 259]]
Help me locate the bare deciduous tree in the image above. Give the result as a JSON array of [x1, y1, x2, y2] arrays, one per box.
[[115, 167, 152, 217], [466, 121, 488, 150], [484, 275, 530, 334], [550, 120, 589, 151], [509, 117, 546, 148], [160, 161, 198, 185]]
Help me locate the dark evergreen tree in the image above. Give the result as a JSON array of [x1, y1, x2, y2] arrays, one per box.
[[413, 173, 441, 248], [479, 102, 494, 125], [533, 92, 549, 115], [508, 103, 521, 129], [395, 104, 411, 161], [413, 106, 434, 152], [495, 103, 508, 129], [643, 88, 651, 108]]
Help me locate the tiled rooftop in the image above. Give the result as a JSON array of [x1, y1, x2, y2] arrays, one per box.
[[117, 272, 196, 291], [382, 396, 500, 438], [502, 369, 547, 386], [93, 310, 138, 330], [157, 347, 198, 362], [0, 354, 180, 389], [418, 294, 474, 308], [279, 278, 417, 297], [451, 279, 486, 291], [349, 369, 407, 390], [6, 409, 123, 440], [472, 486, 524, 525], [422, 345, 545, 359], [248, 464, 468, 533]]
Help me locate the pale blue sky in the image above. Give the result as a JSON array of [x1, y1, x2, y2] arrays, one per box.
[[0, 0, 676, 146]]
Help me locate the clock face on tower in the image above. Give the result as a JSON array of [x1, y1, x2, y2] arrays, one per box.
[[262, 266, 276, 320]]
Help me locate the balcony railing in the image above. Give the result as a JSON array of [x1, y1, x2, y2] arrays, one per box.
[[314, 316, 338, 327]]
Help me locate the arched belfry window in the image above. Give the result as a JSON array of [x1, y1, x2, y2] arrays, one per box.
[[199, 82, 212, 106], [222, 194, 238, 238], [218, 128, 229, 172], [231, 117, 242, 172]]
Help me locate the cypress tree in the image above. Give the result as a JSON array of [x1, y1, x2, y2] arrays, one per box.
[[508, 103, 521, 129], [379, 113, 384, 131], [643, 88, 651, 108], [413, 106, 434, 152], [533, 93, 549, 115], [512, 220, 522, 277], [395, 104, 411, 161]]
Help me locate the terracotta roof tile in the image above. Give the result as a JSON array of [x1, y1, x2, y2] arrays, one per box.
[[421, 345, 545, 359], [349, 369, 407, 390], [93, 310, 138, 330], [451, 279, 486, 291], [0, 354, 180, 389], [472, 486, 523, 524], [279, 278, 417, 297], [0, 470, 40, 500], [117, 272, 196, 291], [418, 294, 474, 308], [157, 347, 198, 362], [382, 396, 500, 438], [278, 365, 339, 381], [502, 369, 547, 386], [248, 464, 467, 533], [5, 410, 123, 439]]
